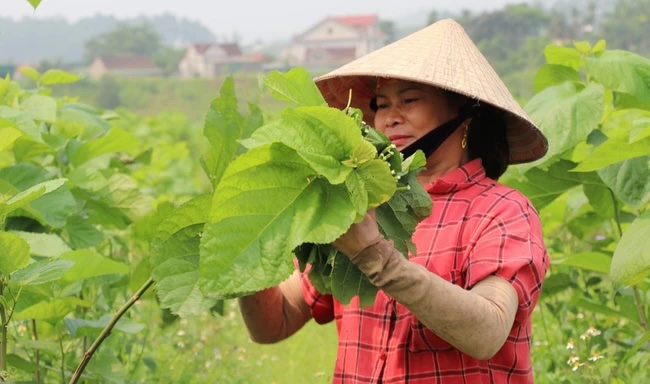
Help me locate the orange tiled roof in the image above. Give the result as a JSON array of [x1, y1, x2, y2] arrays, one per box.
[[332, 15, 378, 26]]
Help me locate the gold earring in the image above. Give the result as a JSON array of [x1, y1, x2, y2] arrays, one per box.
[[461, 124, 468, 149]]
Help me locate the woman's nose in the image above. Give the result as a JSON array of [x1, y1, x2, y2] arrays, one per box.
[[383, 105, 404, 127]]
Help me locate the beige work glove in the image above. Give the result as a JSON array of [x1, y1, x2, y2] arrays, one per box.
[[332, 211, 432, 307], [333, 212, 519, 359]]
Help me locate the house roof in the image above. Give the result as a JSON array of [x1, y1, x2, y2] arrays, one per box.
[[190, 43, 242, 56], [95, 55, 156, 69], [332, 15, 378, 27], [293, 14, 381, 42]]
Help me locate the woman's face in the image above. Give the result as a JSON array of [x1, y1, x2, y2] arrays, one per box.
[[373, 80, 457, 151]]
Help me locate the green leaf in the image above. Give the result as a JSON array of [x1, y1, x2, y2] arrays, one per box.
[[57, 103, 110, 140], [6, 353, 37, 374], [67, 165, 108, 192], [0, 126, 22, 152], [60, 250, 129, 282], [356, 159, 396, 208], [2, 178, 66, 216], [11, 137, 52, 161], [544, 45, 583, 70], [29, 184, 78, 228], [239, 102, 265, 152], [330, 253, 377, 307], [559, 252, 611, 274], [40, 69, 81, 85], [263, 67, 326, 107], [243, 106, 364, 184], [64, 314, 145, 337], [583, 182, 615, 219], [0, 231, 30, 275], [623, 331, 650, 361], [376, 201, 415, 256], [69, 127, 138, 166], [63, 215, 104, 249], [630, 117, 650, 143], [610, 211, 650, 285], [14, 297, 87, 321], [592, 39, 606, 54], [92, 173, 153, 222], [11, 231, 70, 257], [585, 50, 650, 101], [507, 160, 584, 209], [597, 157, 650, 209], [18, 66, 40, 81], [539, 272, 573, 297], [20, 339, 59, 351], [85, 349, 124, 383], [0, 164, 77, 228], [0, 106, 42, 141], [344, 139, 377, 167], [345, 171, 368, 221], [571, 297, 635, 323], [573, 134, 650, 172], [524, 82, 604, 170], [573, 41, 591, 54], [12, 259, 75, 285], [152, 225, 219, 316], [533, 64, 582, 93], [153, 193, 211, 243], [25, 0, 42, 10], [21, 95, 57, 123], [199, 143, 355, 298], [202, 76, 247, 187]]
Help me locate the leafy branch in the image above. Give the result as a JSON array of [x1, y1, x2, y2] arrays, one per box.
[[68, 278, 155, 384]]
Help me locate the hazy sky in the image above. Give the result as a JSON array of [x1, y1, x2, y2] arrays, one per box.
[[4, 0, 532, 43]]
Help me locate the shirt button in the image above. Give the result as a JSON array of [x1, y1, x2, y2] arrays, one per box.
[[380, 353, 387, 360]]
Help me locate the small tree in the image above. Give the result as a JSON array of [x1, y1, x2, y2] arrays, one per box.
[[84, 23, 162, 63]]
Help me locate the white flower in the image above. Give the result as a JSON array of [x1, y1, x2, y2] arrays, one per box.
[[588, 352, 604, 361], [567, 355, 580, 364], [571, 362, 584, 371], [586, 327, 601, 336]]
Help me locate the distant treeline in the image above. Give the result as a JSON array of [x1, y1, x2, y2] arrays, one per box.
[[5, 0, 649, 105], [3, 0, 648, 68], [0, 13, 215, 64]]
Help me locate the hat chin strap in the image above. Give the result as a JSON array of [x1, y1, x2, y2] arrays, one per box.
[[400, 100, 480, 159]]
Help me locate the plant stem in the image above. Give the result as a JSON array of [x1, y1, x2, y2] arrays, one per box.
[[60, 337, 65, 384], [632, 287, 648, 332], [608, 188, 647, 331], [68, 278, 155, 384], [32, 319, 40, 382], [0, 284, 6, 374]]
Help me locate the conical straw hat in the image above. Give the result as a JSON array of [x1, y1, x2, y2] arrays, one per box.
[[315, 19, 548, 164]]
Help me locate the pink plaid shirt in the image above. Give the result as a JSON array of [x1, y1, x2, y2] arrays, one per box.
[[300, 159, 549, 383]]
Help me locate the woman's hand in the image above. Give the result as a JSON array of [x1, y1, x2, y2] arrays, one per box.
[[332, 210, 384, 257]]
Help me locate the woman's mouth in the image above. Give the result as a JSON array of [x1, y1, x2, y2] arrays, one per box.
[[388, 135, 411, 149]]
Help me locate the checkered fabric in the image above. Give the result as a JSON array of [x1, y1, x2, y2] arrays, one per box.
[[300, 159, 549, 383]]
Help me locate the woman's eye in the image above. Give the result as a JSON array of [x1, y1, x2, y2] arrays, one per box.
[[404, 98, 418, 104], [376, 103, 388, 109]]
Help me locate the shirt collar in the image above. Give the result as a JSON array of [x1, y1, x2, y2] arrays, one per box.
[[424, 158, 486, 194]]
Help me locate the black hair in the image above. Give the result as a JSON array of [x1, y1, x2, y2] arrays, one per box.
[[445, 91, 510, 179], [466, 106, 510, 180]]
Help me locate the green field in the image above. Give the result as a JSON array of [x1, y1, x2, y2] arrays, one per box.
[[2, 48, 650, 383]]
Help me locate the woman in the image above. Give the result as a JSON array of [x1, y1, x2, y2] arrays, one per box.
[[239, 19, 549, 383]]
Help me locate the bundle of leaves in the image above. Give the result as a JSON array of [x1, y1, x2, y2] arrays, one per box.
[[198, 68, 433, 305], [153, 68, 432, 309]]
